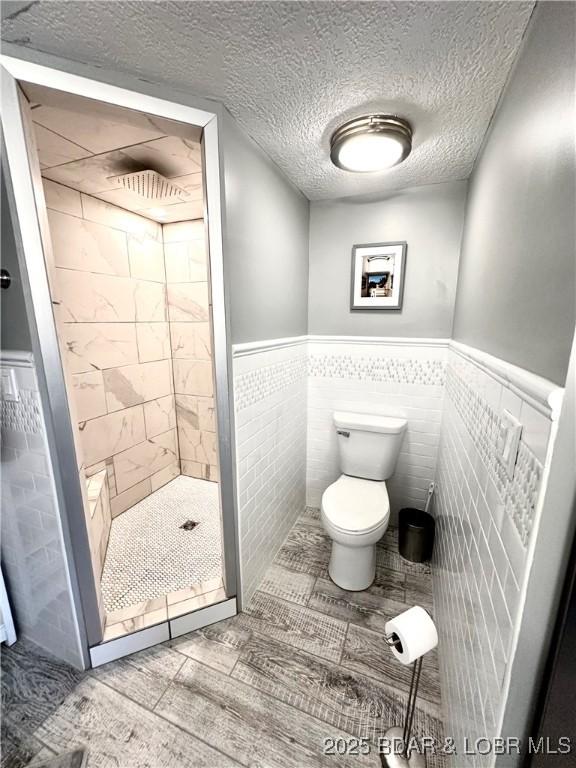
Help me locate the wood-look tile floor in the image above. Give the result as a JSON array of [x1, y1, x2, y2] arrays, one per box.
[[5, 508, 444, 768]]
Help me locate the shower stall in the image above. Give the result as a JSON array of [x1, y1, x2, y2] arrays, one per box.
[[1, 59, 239, 666]]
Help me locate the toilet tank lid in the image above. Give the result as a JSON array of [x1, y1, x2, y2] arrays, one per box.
[[333, 411, 407, 434]]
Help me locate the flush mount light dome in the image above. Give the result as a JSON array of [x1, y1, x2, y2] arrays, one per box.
[[330, 114, 412, 173]]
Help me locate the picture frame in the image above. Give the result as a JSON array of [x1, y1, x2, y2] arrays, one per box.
[[350, 241, 407, 311]]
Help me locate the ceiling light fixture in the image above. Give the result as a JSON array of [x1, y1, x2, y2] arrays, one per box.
[[330, 114, 412, 173]]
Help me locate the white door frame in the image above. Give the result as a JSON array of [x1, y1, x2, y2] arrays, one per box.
[[0, 50, 240, 664]]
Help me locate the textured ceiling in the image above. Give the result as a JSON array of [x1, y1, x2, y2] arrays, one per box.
[[2, 1, 535, 200], [24, 85, 203, 222]]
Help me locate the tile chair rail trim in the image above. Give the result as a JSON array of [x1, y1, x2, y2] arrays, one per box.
[[308, 335, 451, 348], [232, 336, 309, 358], [232, 335, 450, 358], [232, 336, 564, 418], [0, 350, 35, 367], [450, 341, 563, 419]]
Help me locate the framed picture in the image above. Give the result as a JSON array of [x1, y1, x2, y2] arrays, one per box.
[[350, 241, 407, 311]]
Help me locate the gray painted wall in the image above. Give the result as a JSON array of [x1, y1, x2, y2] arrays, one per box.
[[1, 170, 32, 352], [308, 180, 467, 337], [452, 2, 575, 386], [220, 110, 310, 344]]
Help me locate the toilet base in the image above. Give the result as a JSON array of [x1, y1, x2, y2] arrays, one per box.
[[328, 540, 376, 591]]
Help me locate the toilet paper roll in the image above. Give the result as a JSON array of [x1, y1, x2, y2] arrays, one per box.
[[385, 605, 438, 665]]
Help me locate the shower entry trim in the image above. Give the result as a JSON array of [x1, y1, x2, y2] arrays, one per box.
[[90, 596, 237, 667], [1, 49, 240, 667]]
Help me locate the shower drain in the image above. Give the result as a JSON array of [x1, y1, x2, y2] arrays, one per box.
[[180, 520, 199, 531]]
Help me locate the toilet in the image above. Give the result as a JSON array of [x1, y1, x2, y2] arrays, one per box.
[[321, 411, 407, 591]]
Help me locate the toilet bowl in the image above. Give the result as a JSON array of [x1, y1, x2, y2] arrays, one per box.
[[320, 411, 407, 590], [321, 475, 390, 591]]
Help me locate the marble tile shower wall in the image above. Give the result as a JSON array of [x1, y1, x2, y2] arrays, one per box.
[[433, 348, 553, 767], [164, 220, 218, 483], [233, 343, 308, 604], [307, 340, 447, 517], [44, 179, 180, 519], [0, 356, 83, 667]]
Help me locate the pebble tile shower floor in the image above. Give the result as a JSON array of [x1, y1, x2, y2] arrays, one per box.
[[100, 475, 222, 612], [4, 507, 444, 768]]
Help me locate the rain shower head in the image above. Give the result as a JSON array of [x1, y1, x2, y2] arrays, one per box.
[[108, 170, 188, 204]]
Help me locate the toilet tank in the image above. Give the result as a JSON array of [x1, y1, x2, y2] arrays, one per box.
[[334, 411, 407, 481]]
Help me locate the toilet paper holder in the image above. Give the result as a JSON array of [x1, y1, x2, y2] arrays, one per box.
[[384, 632, 402, 649], [381, 611, 437, 768], [381, 650, 425, 768]]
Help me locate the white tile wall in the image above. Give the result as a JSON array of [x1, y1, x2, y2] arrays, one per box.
[[0, 355, 84, 667], [307, 339, 448, 517], [433, 347, 556, 767], [233, 336, 447, 600], [233, 341, 307, 604]]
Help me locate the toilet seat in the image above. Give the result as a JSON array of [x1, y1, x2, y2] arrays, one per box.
[[322, 475, 390, 534]]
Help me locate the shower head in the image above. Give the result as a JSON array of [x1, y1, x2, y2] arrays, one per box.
[[108, 170, 188, 204]]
